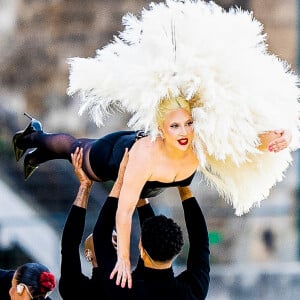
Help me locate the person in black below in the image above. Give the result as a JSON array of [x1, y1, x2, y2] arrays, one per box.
[[63, 146, 210, 299], [94, 169, 210, 300], [58, 147, 151, 299], [58, 147, 99, 300], [0, 269, 14, 300]]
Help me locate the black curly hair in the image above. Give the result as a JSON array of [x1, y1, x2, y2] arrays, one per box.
[[141, 215, 183, 262]]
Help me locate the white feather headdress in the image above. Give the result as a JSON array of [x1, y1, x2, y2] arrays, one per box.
[[67, 0, 300, 215]]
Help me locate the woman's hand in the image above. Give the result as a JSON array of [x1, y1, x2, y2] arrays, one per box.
[[258, 130, 292, 153], [110, 257, 132, 288], [267, 129, 292, 153]]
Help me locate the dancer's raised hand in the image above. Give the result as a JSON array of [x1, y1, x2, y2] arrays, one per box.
[[71, 147, 93, 188]]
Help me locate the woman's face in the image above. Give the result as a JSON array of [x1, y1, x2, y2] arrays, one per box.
[[160, 108, 194, 151]]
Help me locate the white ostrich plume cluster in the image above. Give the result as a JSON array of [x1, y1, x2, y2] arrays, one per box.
[[67, 0, 300, 215]]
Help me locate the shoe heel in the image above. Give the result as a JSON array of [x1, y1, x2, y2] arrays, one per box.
[[24, 152, 38, 180], [13, 132, 25, 161], [24, 112, 34, 120]]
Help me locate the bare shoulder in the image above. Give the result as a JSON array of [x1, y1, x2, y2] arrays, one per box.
[[129, 136, 158, 160], [124, 136, 157, 180]]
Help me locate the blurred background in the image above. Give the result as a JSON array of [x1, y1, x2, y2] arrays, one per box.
[[0, 0, 299, 299]]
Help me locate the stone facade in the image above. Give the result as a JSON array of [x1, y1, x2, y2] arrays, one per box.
[[250, 0, 297, 67]]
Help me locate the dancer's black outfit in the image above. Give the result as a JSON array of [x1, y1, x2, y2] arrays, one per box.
[[58, 205, 102, 300], [16, 128, 195, 197], [92, 197, 155, 299], [0, 269, 14, 300], [58, 198, 153, 300], [93, 196, 210, 300]]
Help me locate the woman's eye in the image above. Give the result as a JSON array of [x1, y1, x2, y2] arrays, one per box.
[[186, 121, 193, 126], [170, 124, 179, 128]]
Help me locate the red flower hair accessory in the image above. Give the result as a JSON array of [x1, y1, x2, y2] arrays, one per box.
[[39, 272, 56, 294]]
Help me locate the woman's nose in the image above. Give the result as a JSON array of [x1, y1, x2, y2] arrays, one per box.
[[180, 126, 187, 135]]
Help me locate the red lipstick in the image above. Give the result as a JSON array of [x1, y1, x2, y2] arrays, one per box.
[[178, 138, 188, 145]]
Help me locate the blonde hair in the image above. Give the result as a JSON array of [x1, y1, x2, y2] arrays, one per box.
[[156, 96, 191, 127]]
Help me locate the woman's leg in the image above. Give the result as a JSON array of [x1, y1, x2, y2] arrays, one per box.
[[17, 131, 80, 157], [20, 132, 99, 180], [15, 126, 137, 180]]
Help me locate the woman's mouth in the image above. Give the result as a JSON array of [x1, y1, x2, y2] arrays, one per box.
[[178, 138, 188, 146]]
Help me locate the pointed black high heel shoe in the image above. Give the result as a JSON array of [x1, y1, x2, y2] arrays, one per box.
[[24, 150, 39, 180], [12, 112, 43, 161]]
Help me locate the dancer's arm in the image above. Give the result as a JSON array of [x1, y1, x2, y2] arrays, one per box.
[[136, 198, 154, 227], [258, 129, 291, 152], [176, 186, 210, 299], [59, 147, 93, 298], [71, 148, 93, 209], [111, 143, 152, 289]]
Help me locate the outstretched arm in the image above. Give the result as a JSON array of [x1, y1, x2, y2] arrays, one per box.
[[177, 186, 210, 299], [110, 143, 152, 289], [71, 147, 94, 207], [59, 147, 93, 297]]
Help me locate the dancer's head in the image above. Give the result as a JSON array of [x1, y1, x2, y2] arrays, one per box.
[[139, 215, 183, 268], [157, 96, 194, 149], [9, 262, 56, 300], [84, 233, 97, 267]]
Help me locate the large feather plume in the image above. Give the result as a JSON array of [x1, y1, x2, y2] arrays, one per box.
[[67, 0, 300, 215]]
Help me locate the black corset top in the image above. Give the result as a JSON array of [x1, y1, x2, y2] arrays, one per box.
[[140, 171, 196, 198]]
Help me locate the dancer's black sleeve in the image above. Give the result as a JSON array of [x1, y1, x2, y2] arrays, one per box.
[[137, 203, 155, 226], [0, 269, 14, 300], [134, 203, 155, 274], [93, 196, 119, 275], [93, 198, 154, 275], [176, 197, 210, 299], [59, 205, 90, 298]]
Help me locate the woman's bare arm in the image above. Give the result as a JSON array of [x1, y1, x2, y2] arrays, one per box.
[[110, 142, 152, 288]]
